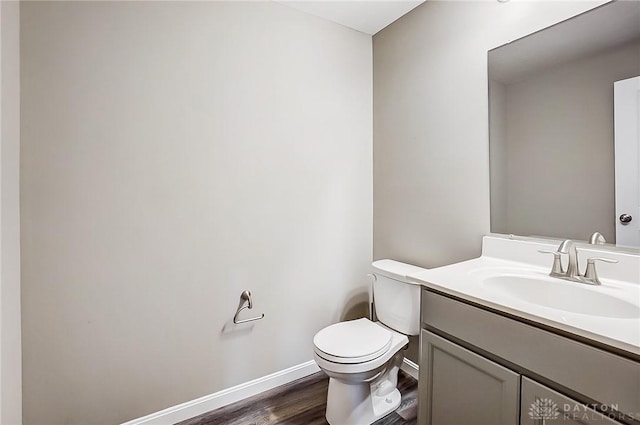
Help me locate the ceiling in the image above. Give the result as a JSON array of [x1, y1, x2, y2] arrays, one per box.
[[277, 1, 426, 35]]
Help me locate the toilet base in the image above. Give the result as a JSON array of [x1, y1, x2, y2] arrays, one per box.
[[326, 382, 401, 425], [325, 351, 404, 425]]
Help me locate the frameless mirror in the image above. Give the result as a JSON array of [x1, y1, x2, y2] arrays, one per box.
[[488, 1, 640, 246]]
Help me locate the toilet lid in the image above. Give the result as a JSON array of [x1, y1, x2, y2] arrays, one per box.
[[313, 318, 393, 363]]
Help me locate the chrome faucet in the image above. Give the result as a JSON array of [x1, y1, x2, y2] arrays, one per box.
[[539, 239, 618, 285], [557, 239, 580, 280]]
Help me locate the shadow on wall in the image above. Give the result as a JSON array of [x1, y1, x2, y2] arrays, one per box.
[[340, 289, 370, 322]]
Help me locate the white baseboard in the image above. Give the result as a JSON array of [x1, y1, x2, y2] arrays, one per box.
[[401, 357, 419, 380], [121, 357, 419, 425], [120, 360, 321, 425]]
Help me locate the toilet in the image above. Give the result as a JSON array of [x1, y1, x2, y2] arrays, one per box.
[[313, 259, 425, 425]]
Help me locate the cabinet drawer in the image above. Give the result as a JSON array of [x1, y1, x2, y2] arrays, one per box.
[[521, 377, 624, 425], [421, 289, 640, 418]]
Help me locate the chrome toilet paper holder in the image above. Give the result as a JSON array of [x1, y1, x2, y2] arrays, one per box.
[[233, 290, 265, 324]]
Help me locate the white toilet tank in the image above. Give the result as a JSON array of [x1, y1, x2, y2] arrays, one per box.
[[371, 259, 426, 336]]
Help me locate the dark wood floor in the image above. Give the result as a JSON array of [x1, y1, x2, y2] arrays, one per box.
[[178, 370, 418, 425]]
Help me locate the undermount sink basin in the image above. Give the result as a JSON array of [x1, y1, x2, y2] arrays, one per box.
[[481, 275, 640, 319]]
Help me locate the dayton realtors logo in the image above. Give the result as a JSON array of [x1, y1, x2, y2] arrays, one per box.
[[529, 398, 560, 421], [528, 398, 635, 422]]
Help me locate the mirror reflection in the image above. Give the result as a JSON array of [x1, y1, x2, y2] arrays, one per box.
[[488, 1, 640, 246]]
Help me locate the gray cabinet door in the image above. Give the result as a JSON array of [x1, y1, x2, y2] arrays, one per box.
[[521, 377, 624, 425], [419, 330, 520, 425]]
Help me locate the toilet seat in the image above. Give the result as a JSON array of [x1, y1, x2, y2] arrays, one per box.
[[313, 318, 393, 364], [313, 320, 409, 376]]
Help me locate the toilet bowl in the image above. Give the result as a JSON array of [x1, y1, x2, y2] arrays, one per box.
[[312, 260, 426, 425]]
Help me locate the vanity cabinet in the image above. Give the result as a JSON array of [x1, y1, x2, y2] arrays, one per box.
[[419, 289, 639, 425], [421, 330, 519, 425]]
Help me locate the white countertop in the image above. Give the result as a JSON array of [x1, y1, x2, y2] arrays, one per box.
[[407, 235, 640, 357]]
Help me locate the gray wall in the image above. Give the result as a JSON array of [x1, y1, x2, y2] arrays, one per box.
[[373, 0, 604, 362], [500, 42, 640, 241], [20, 2, 372, 424], [1, 1, 22, 424], [373, 0, 604, 267]]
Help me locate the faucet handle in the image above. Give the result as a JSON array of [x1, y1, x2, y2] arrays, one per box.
[[583, 257, 619, 285], [538, 249, 564, 276]]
